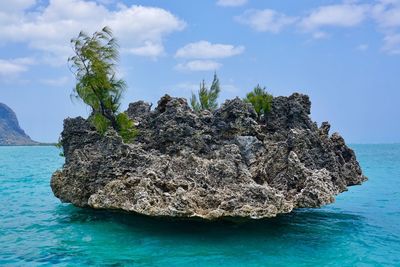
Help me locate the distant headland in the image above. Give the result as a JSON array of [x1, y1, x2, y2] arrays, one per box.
[[0, 103, 39, 146]]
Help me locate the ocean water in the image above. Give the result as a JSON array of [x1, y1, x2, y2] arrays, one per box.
[[0, 145, 399, 266]]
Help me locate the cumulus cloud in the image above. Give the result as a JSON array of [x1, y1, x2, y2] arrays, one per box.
[[175, 60, 222, 72], [234, 1, 400, 55], [300, 1, 400, 54], [175, 41, 244, 59], [236, 4, 370, 34], [370, 1, 400, 54], [236, 4, 370, 35], [372, 0, 400, 29], [0, 0, 186, 62], [0, 57, 35, 76], [382, 33, 400, 54], [236, 9, 296, 33], [216, 0, 247, 7], [175, 41, 244, 72], [125, 41, 164, 58], [300, 4, 369, 32]]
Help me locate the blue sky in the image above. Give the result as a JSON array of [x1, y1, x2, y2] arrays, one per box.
[[0, 0, 399, 143]]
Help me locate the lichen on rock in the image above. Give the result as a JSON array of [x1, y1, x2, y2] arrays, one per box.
[[51, 93, 366, 220]]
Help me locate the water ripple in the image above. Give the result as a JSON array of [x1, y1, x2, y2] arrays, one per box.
[[0, 145, 399, 266]]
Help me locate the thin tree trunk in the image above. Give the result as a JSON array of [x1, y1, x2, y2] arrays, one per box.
[[100, 102, 118, 130]]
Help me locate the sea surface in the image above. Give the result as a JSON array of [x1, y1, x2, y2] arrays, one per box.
[[0, 145, 399, 266]]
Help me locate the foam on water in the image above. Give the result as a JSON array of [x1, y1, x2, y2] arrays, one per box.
[[0, 145, 399, 266]]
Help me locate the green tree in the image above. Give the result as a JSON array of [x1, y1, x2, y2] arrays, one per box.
[[69, 26, 137, 142], [190, 73, 221, 112], [244, 85, 273, 121]]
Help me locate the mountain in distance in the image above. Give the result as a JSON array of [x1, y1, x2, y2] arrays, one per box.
[[0, 102, 38, 145]]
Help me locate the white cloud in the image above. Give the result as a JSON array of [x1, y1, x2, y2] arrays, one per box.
[[125, 41, 164, 57], [216, 0, 247, 7], [370, 1, 400, 54], [382, 33, 400, 54], [372, 0, 400, 29], [175, 41, 244, 72], [175, 60, 222, 72], [0, 0, 186, 61], [0, 57, 35, 76], [236, 4, 370, 35], [175, 41, 244, 59], [298, 1, 400, 54], [236, 9, 296, 33], [0, 61, 27, 76], [300, 4, 369, 32], [236, 3, 394, 52]]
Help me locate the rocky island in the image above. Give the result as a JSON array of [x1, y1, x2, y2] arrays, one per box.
[[0, 103, 37, 146], [51, 93, 366, 219]]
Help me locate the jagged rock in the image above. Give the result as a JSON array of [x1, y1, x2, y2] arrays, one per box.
[[0, 103, 37, 145], [51, 93, 367, 219]]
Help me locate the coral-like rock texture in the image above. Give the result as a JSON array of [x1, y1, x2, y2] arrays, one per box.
[[51, 93, 366, 219]]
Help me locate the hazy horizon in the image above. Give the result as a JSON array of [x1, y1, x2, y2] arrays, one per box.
[[1, 0, 399, 144]]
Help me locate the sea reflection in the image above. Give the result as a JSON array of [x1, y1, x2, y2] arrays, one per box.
[[54, 205, 365, 241]]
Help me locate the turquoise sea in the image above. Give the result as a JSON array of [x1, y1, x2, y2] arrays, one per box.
[[0, 145, 399, 266]]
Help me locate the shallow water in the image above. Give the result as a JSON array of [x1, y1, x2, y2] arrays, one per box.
[[0, 145, 399, 266]]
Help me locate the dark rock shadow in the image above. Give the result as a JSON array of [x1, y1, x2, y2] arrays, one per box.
[[54, 204, 366, 242], [44, 204, 370, 266]]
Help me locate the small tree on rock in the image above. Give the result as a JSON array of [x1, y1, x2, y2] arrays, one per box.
[[69, 26, 137, 142], [190, 73, 221, 112], [244, 85, 273, 121]]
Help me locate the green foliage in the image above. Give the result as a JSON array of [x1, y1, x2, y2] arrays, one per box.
[[90, 113, 111, 134], [69, 26, 137, 142], [55, 138, 64, 157], [116, 113, 138, 143], [190, 92, 201, 113], [55, 140, 62, 149], [244, 85, 273, 121], [190, 73, 221, 112]]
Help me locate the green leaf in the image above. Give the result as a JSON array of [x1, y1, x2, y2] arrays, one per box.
[[190, 73, 221, 112], [91, 113, 111, 134], [116, 113, 138, 143], [244, 85, 273, 121], [69, 26, 138, 143]]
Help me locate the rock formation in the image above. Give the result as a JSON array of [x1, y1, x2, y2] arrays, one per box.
[[0, 103, 37, 145], [51, 93, 366, 219]]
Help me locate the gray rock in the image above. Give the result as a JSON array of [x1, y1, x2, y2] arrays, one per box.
[[51, 93, 367, 220]]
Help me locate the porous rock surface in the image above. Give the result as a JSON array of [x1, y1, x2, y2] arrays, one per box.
[[51, 93, 366, 219]]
